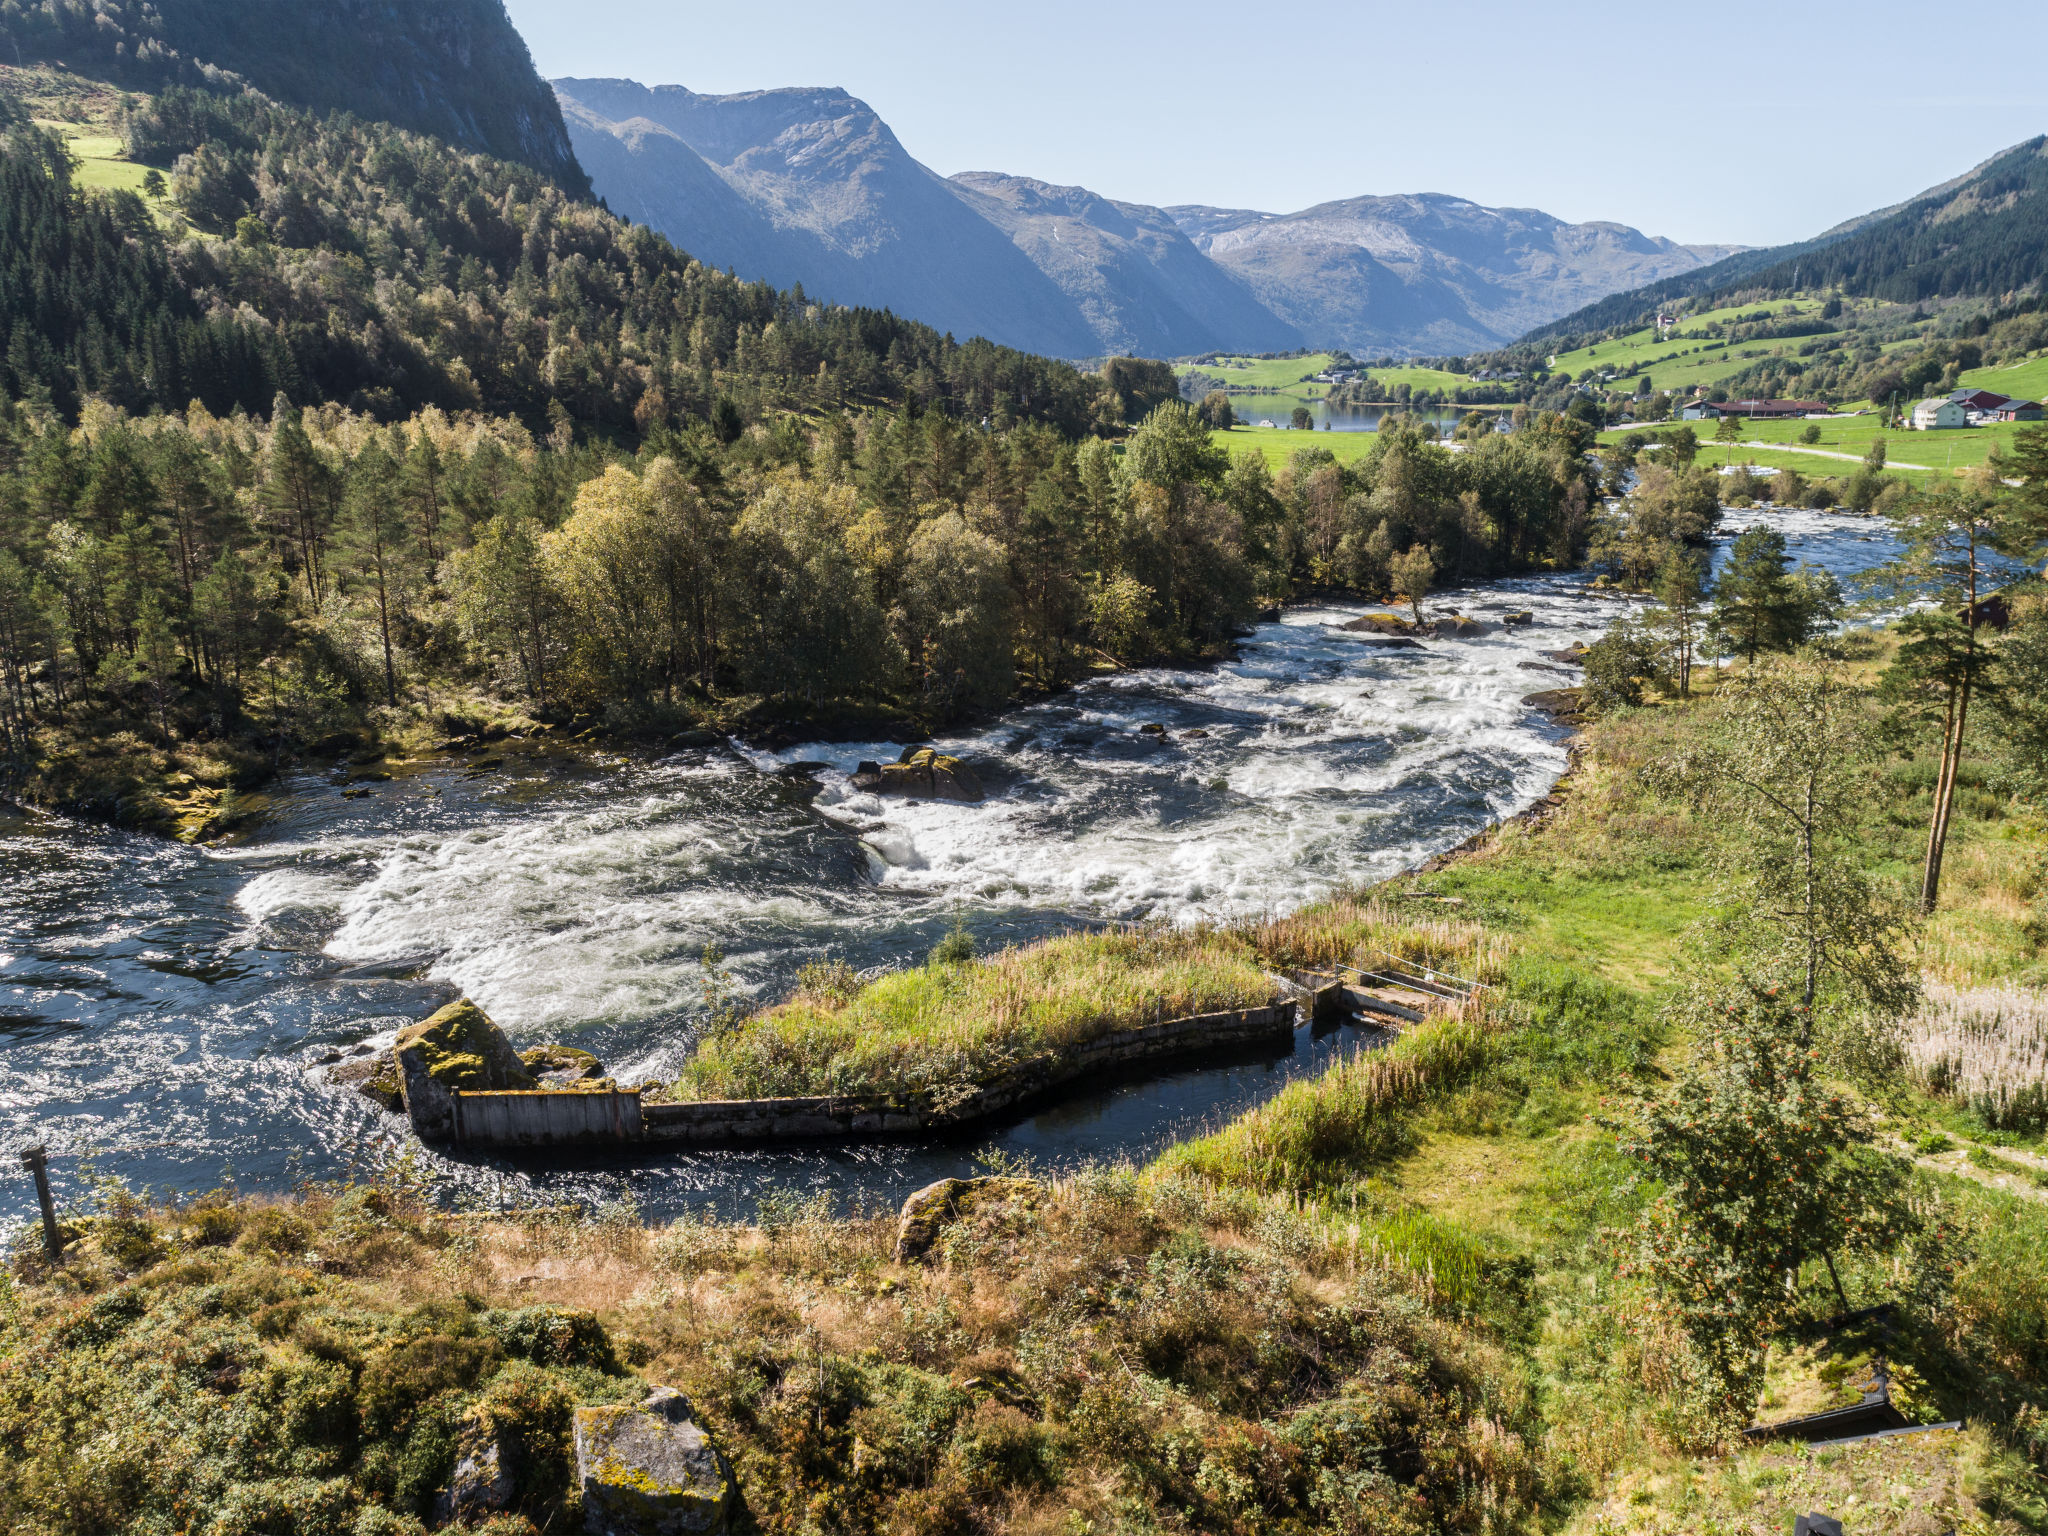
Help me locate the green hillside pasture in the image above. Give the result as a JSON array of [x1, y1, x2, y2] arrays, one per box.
[[1609, 415, 2032, 485], [1212, 424, 1381, 468], [41, 121, 158, 198], [1959, 352, 2048, 408], [1368, 365, 1470, 395], [1546, 297, 1905, 398], [1180, 353, 1336, 390]]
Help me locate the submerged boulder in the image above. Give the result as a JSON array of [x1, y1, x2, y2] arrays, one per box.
[[574, 1387, 736, 1534], [1340, 612, 1414, 636], [1424, 614, 1488, 638], [850, 747, 985, 803], [394, 998, 535, 1141]]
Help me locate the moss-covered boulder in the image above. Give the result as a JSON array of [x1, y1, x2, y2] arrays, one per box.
[[851, 746, 985, 803], [328, 1053, 403, 1113], [893, 1177, 1036, 1263], [523, 1043, 605, 1086], [573, 1387, 735, 1533], [394, 998, 534, 1141]]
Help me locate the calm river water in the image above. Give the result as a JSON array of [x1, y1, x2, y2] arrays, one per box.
[[0, 510, 1899, 1225]]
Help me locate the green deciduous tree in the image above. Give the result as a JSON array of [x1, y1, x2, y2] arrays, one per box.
[[1613, 984, 1917, 1419], [1654, 660, 1917, 1036]]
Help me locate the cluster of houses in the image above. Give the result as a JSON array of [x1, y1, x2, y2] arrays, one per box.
[[1911, 387, 2043, 429], [1308, 367, 1366, 385]]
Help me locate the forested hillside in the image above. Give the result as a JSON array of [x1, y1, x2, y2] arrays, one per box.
[[0, 0, 590, 193], [1522, 138, 2048, 351]]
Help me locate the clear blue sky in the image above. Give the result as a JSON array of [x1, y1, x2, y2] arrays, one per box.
[[505, 0, 2048, 249]]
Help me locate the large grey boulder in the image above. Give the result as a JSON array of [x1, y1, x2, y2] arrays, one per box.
[[393, 998, 536, 1141], [574, 1387, 735, 1534], [893, 1176, 1036, 1263]]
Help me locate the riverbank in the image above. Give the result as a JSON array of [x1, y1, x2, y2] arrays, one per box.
[[15, 671, 2048, 1534]]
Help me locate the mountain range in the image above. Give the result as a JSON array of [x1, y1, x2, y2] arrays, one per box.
[[555, 77, 1740, 360]]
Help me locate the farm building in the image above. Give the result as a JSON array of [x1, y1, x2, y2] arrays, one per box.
[[1681, 398, 1829, 421], [1949, 388, 2014, 412], [1991, 399, 2044, 422], [1912, 397, 1968, 430]]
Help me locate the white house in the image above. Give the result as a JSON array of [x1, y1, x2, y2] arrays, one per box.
[[1911, 397, 1967, 430]]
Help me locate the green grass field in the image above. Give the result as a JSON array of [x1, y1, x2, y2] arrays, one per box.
[[1179, 353, 1336, 390], [1211, 424, 1381, 467], [1182, 357, 1474, 405], [1959, 352, 2048, 407], [39, 119, 161, 199], [1607, 413, 2031, 484], [1545, 297, 1910, 398]]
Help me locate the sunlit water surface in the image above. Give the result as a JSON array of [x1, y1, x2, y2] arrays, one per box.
[[0, 509, 1899, 1223]]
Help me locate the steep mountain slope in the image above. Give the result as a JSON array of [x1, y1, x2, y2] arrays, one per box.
[[555, 78, 1101, 358], [0, 0, 588, 194], [557, 73, 1741, 359], [1169, 194, 1742, 353], [946, 173, 1300, 356], [1521, 138, 2048, 347]]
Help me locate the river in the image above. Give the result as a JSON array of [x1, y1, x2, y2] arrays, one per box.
[[0, 509, 1900, 1225]]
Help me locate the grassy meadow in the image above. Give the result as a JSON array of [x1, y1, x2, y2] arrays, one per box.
[[1545, 297, 1877, 395], [672, 925, 1278, 1102], [1610, 412, 2034, 485], [1178, 352, 1336, 390], [1206, 421, 1382, 467]]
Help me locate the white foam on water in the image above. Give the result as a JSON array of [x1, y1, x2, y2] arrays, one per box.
[[318, 795, 840, 1031]]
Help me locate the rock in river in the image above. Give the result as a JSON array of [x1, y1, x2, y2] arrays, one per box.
[[393, 997, 536, 1141], [850, 746, 985, 802], [575, 1387, 736, 1534]]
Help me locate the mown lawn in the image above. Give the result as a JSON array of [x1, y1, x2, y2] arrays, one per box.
[[1208, 422, 1381, 467]]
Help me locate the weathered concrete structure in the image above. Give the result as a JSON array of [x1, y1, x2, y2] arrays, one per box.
[[397, 999, 1295, 1152]]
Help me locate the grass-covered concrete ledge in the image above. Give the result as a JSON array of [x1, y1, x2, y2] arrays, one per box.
[[670, 926, 1279, 1103]]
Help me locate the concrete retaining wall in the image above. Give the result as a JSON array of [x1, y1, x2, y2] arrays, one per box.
[[449, 1085, 645, 1148], [437, 1000, 1293, 1151]]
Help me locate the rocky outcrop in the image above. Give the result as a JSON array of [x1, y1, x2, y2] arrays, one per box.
[[329, 1053, 403, 1113], [1423, 615, 1488, 638], [1340, 613, 1414, 636], [436, 1419, 517, 1524], [850, 747, 985, 803], [1502, 611, 1535, 628], [394, 999, 536, 1142], [574, 1387, 736, 1534], [523, 1044, 605, 1087], [894, 1177, 1036, 1263]]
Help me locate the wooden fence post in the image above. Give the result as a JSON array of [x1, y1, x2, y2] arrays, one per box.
[[17, 1145, 62, 1261]]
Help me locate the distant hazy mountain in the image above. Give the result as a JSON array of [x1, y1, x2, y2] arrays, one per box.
[[1169, 196, 1743, 354], [945, 174, 1300, 356], [558, 75, 1737, 359], [1520, 138, 2048, 347], [556, 79, 1101, 358]]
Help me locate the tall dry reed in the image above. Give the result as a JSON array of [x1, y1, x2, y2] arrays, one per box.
[[1903, 980, 2048, 1131]]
